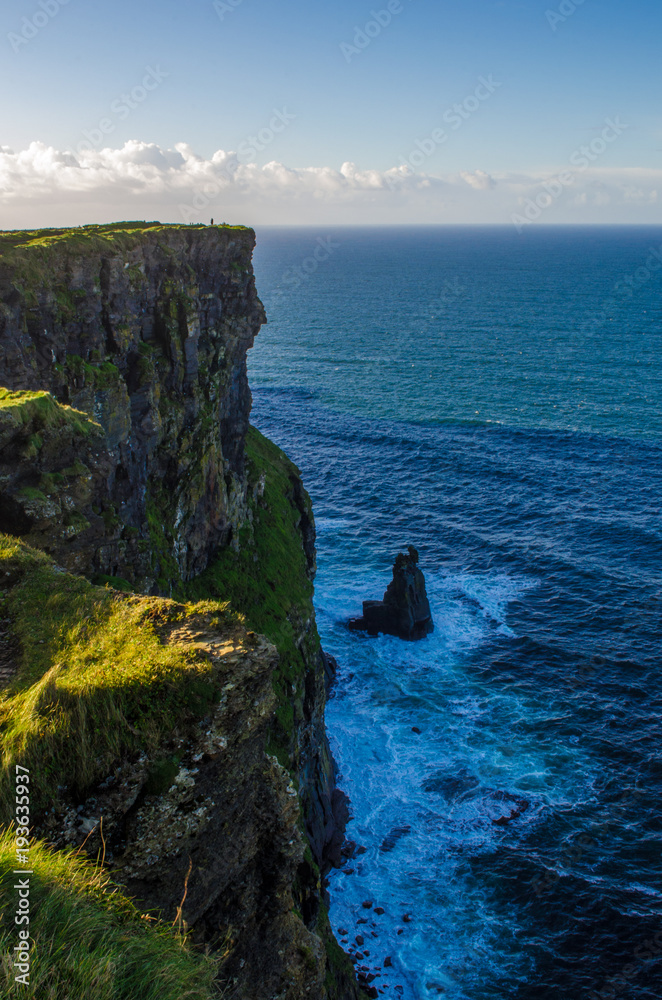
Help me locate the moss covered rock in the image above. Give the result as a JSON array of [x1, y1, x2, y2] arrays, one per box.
[[0, 223, 265, 593]]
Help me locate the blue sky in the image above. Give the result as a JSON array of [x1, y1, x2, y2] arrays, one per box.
[[2, 0, 661, 225]]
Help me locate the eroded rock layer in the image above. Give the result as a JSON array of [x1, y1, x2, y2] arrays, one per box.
[[0, 223, 265, 592]]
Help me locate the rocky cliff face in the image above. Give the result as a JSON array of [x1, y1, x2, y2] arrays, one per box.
[[0, 222, 264, 592], [0, 223, 362, 1000]]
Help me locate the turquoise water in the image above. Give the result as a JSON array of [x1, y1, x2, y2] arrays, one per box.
[[249, 227, 662, 1000]]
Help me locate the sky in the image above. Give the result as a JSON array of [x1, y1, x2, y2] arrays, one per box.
[[1, 0, 661, 227]]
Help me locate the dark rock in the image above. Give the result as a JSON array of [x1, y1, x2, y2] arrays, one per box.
[[322, 651, 339, 693], [0, 225, 365, 1000], [348, 546, 433, 640], [379, 824, 411, 853], [422, 767, 479, 801], [0, 225, 265, 592], [491, 797, 530, 826]]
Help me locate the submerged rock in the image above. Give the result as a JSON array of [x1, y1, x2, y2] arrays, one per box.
[[348, 546, 434, 640]]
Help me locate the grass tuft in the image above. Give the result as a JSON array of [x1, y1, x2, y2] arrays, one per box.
[[0, 389, 102, 448], [0, 830, 223, 999], [184, 427, 319, 765], [0, 535, 242, 822]]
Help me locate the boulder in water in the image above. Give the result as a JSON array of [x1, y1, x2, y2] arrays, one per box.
[[348, 546, 434, 640]]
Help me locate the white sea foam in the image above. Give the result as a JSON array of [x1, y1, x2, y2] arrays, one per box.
[[322, 568, 594, 998]]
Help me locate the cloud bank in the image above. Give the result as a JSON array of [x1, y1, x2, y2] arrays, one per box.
[[0, 140, 660, 229]]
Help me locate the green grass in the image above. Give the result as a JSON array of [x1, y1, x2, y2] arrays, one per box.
[[0, 390, 102, 449], [184, 427, 319, 762], [0, 221, 251, 258], [64, 356, 121, 388], [0, 831, 223, 999], [0, 223, 255, 310], [0, 535, 243, 823]]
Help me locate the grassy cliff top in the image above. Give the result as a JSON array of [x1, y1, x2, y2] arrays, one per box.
[[0, 535, 248, 821], [0, 221, 253, 261], [0, 536, 254, 996]]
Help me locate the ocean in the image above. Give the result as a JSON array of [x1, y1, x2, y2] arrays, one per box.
[[248, 227, 662, 1000]]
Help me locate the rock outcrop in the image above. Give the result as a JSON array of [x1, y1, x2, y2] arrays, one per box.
[[0, 222, 265, 592], [0, 224, 362, 1000], [349, 545, 434, 639]]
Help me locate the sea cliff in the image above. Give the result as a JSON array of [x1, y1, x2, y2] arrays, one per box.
[[0, 223, 362, 999]]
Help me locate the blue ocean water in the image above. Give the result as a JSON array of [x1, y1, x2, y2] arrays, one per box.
[[248, 227, 662, 1000]]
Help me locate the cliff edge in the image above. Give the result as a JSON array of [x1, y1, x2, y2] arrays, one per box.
[[0, 223, 362, 1000]]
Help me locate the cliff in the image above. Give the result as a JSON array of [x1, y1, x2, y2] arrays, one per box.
[[0, 223, 362, 1000], [0, 222, 264, 591]]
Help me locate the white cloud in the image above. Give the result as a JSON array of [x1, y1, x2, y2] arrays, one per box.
[[460, 169, 496, 190], [1, 141, 661, 227]]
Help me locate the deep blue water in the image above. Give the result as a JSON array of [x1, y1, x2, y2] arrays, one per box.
[[248, 227, 662, 1000]]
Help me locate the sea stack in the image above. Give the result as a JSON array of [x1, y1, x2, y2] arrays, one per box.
[[349, 545, 434, 640]]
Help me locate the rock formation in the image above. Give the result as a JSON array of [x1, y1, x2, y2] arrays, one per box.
[[349, 545, 434, 639], [0, 222, 264, 592], [0, 223, 363, 1000]]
